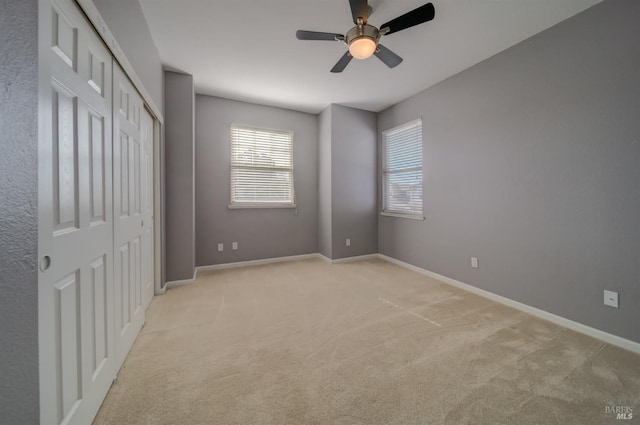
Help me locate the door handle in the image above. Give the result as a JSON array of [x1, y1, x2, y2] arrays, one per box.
[[40, 255, 51, 272]]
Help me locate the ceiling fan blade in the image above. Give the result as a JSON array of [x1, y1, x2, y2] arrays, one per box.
[[296, 30, 343, 41], [374, 44, 403, 68], [331, 51, 353, 73], [380, 2, 435, 35], [349, 0, 369, 24]]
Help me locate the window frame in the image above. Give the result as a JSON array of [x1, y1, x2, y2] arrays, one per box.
[[381, 119, 425, 220], [228, 124, 296, 209]]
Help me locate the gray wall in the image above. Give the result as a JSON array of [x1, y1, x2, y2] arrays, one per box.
[[378, 0, 640, 343], [318, 106, 332, 258], [331, 105, 378, 259], [195, 95, 318, 266], [0, 0, 40, 423], [164, 71, 195, 281], [93, 0, 164, 111]]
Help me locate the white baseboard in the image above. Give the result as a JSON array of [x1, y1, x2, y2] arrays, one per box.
[[165, 270, 197, 288], [318, 254, 331, 263], [377, 254, 640, 354], [196, 253, 320, 273], [331, 254, 379, 264]]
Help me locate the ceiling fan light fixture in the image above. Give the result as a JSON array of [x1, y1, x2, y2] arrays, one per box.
[[296, 2, 436, 72], [349, 36, 377, 59]]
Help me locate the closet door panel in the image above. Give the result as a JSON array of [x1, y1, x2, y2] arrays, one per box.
[[141, 108, 155, 309], [113, 63, 147, 371], [39, 0, 114, 424]]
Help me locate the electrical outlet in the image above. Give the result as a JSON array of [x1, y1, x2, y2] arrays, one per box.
[[471, 257, 479, 269], [346, 238, 351, 247], [232, 242, 238, 250], [217, 243, 224, 252], [604, 290, 619, 308]]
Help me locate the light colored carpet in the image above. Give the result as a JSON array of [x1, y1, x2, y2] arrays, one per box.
[[93, 258, 640, 425]]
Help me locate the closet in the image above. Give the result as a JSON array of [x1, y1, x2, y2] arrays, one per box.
[[38, 0, 156, 423]]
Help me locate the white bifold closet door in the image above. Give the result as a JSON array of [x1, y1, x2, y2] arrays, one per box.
[[38, 0, 115, 423], [38, 0, 155, 423], [141, 106, 155, 311], [112, 63, 154, 370]]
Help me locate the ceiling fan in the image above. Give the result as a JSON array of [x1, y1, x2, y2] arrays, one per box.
[[296, 0, 435, 73]]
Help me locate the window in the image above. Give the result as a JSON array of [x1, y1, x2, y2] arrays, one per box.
[[229, 125, 295, 208], [382, 119, 423, 218]]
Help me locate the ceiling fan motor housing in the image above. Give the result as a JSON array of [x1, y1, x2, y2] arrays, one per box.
[[346, 24, 379, 45]]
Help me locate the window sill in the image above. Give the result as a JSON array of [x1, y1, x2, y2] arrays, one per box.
[[380, 211, 425, 220], [228, 203, 297, 210]]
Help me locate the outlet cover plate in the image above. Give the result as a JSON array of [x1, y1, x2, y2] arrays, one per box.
[[604, 290, 619, 308]]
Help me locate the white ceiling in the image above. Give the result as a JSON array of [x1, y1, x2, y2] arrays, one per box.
[[139, 0, 602, 114]]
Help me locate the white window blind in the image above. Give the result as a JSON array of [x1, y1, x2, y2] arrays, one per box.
[[382, 119, 423, 217], [230, 125, 295, 208]]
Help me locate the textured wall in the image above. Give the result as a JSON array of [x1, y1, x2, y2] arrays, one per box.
[[318, 106, 332, 258], [330, 105, 378, 259], [92, 0, 164, 112], [378, 0, 640, 342], [164, 71, 195, 281], [195, 95, 318, 266], [0, 0, 40, 423]]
